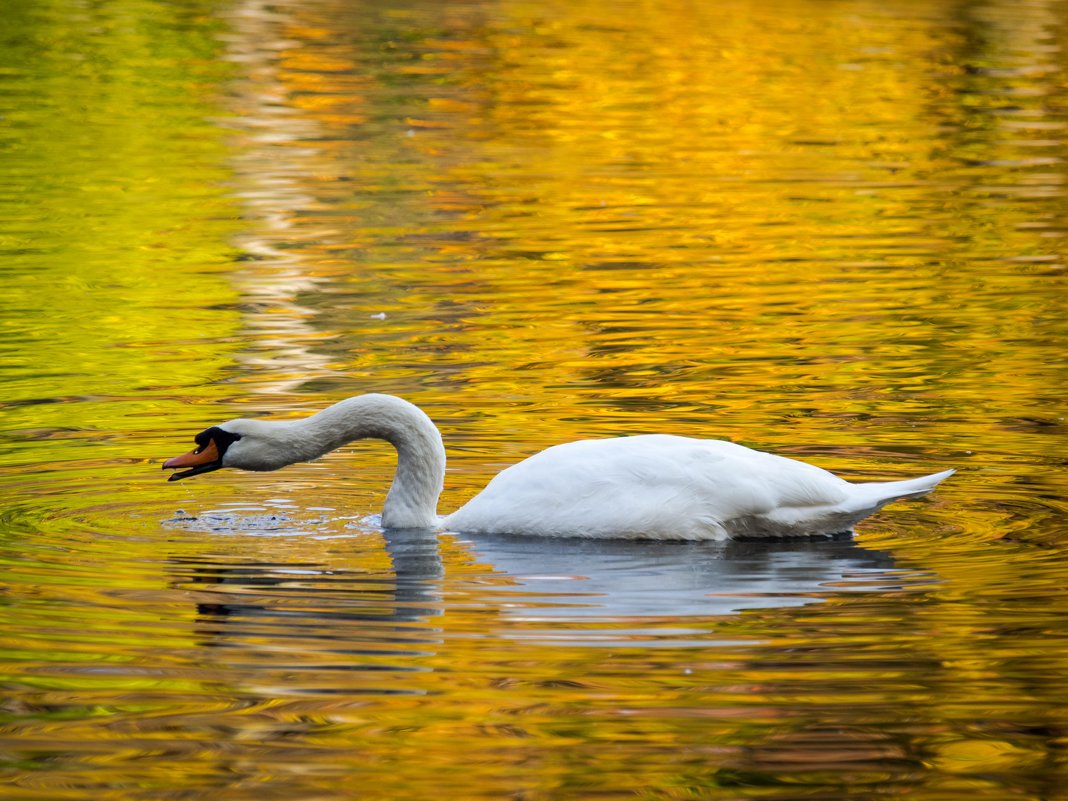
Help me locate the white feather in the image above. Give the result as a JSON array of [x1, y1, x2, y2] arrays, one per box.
[[194, 394, 953, 540]]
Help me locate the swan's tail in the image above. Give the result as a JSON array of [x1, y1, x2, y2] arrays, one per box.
[[851, 468, 955, 510]]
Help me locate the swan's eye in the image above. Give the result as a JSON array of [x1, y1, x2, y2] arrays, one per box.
[[195, 427, 242, 457], [192, 430, 212, 453]]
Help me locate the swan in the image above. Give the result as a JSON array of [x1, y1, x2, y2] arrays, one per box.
[[163, 393, 953, 540]]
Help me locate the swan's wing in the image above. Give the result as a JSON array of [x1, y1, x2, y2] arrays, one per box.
[[444, 435, 851, 539]]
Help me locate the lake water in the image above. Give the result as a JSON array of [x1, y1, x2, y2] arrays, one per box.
[[2, 0, 1067, 798]]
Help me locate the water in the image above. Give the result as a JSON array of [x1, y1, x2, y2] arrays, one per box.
[[2, 0, 1067, 797]]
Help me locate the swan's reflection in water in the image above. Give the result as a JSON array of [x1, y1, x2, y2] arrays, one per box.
[[456, 533, 922, 646], [172, 529, 925, 654], [461, 533, 903, 617]]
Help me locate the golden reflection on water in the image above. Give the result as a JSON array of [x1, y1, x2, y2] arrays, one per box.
[[1, 0, 1068, 798]]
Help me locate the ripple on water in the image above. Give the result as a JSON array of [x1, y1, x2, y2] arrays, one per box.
[[163, 505, 342, 537]]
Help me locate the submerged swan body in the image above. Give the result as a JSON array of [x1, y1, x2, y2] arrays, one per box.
[[163, 394, 953, 540]]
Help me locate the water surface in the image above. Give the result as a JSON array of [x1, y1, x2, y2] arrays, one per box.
[[2, 0, 1068, 798]]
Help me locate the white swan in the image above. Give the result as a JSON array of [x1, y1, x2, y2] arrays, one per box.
[[163, 393, 953, 540]]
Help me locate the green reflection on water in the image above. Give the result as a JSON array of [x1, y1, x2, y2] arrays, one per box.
[[0, 0, 242, 421]]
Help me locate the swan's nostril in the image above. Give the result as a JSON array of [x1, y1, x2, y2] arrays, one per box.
[[162, 440, 221, 474]]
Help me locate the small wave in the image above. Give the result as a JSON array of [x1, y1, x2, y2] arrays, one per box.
[[162, 505, 368, 538]]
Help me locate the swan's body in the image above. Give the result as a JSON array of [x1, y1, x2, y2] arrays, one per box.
[[164, 393, 953, 541]]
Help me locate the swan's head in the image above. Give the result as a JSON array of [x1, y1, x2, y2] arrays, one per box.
[[163, 419, 302, 481]]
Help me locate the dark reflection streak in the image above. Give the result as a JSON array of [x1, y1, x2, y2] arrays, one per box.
[[169, 529, 445, 653], [717, 723, 928, 790], [927, 3, 1065, 201]]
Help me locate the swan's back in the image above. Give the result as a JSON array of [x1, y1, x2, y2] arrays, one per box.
[[444, 435, 856, 540]]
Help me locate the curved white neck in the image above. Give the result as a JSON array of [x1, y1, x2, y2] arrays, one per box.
[[295, 394, 446, 529]]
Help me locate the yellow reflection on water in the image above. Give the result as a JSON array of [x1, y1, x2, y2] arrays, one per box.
[[196, 0, 1066, 504]]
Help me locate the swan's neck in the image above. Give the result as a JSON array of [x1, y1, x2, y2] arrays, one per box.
[[295, 394, 445, 529]]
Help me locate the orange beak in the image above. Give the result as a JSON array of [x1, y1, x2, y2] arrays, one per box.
[[163, 440, 222, 481]]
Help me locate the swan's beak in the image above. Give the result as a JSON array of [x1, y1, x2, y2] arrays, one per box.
[[163, 440, 223, 482]]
